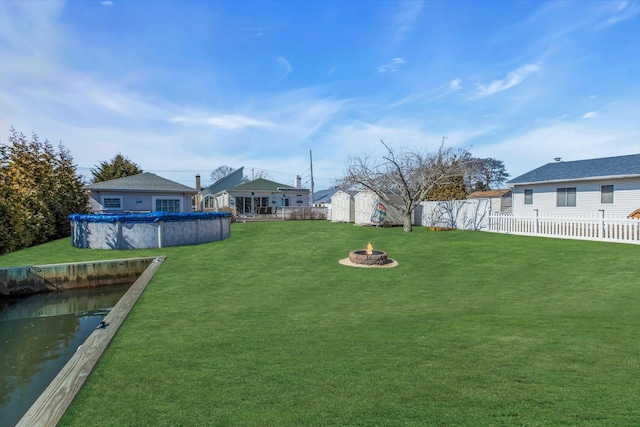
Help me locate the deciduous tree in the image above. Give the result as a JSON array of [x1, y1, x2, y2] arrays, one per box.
[[210, 165, 236, 182], [339, 139, 469, 232]]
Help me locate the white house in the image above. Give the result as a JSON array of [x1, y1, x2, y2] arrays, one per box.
[[200, 167, 245, 211], [215, 178, 310, 215], [508, 154, 640, 217], [353, 190, 404, 226], [330, 190, 356, 222]]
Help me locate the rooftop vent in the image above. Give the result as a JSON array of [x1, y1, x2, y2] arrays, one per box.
[[554, 157, 562, 162]]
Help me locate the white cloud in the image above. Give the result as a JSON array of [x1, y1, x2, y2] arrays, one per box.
[[274, 55, 292, 82], [471, 64, 541, 99], [388, 78, 461, 108], [476, 120, 639, 178], [101, 1, 113, 6], [599, 0, 640, 27], [449, 78, 462, 92], [168, 115, 274, 129], [583, 111, 598, 119], [392, 1, 424, 42], [378, 58, 406, 73]]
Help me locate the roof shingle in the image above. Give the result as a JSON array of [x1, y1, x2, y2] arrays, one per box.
[[508, 154, 640, 184], [85, 172, 197, 193]]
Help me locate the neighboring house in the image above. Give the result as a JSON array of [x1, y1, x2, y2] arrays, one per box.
[[312, 188, 340, 220], [85, 172, 198, 214], [467, 189, 512, 213], [353, 190, 404, 226], [330, 190, 356, 222], [311, 188, 339, 207], [508, 154, 640, 217], [200, 167, 245, 211], [215, 178, 310, 214]]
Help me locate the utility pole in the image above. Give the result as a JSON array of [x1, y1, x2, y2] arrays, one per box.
[[310, 150, 315, 204]]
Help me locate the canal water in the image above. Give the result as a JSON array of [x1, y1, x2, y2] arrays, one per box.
[[0, 284, 131, 426]]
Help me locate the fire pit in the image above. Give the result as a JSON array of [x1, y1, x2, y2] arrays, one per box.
[[340, 242, 397, 268]]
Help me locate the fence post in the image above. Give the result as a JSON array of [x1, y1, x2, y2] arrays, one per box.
[[534, 209, 539, 236], [117, 221, 123, 249], [157, 220, 164, 248], [598, 210, 605, 241]]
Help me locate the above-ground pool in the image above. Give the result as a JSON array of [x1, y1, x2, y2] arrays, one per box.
[[68, 212, 231, 249]]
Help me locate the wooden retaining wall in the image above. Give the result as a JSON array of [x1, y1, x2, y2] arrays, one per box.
[[0, 257, 157, 297], [16, 256, 166, 427]]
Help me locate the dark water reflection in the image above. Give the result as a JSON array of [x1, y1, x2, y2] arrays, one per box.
[[0, 284, 131, 427]]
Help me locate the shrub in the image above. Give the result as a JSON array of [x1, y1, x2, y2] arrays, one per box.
[[218, 206, 237, 223]]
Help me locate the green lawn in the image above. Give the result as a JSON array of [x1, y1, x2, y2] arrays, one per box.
[[2, 222, 639, 426]]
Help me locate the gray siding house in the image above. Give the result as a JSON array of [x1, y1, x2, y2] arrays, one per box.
[[508, 154, 640, 217], [85, 172, 198, 213], [200, 167, 245, 211], [215, 178, 310, 215]]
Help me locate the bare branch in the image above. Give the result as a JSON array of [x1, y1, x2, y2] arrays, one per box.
[[338, 139, 469, 232]]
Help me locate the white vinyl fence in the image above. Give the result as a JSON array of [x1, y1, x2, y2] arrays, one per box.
[[417, 199, 493, 230], [488, 212, 640, 244]]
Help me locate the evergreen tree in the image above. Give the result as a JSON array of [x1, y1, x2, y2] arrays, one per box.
[[0, 127, 89, 255], [424, 171, 467, 201], [91, 153, 142, 183], [52, 143, 90, 238], [464, 156, 510, 191]]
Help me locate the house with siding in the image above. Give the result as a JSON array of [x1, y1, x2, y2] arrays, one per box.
[[215, 178, 310, 215], [200, 167, 245, 211], [85, 172, 199, 213], [508, 154, 640, 217]]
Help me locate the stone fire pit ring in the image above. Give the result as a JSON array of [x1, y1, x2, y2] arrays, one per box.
[[339, 249, 398, 268]]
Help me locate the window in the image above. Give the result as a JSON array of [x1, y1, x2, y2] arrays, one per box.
[[153, 197, 181, 213], [203, 196, 216, 210], [556, 187, 576, 207], [524, 189, 533, 205], [254, 197, 269, 208], [601, 185, 614, 204], [101, 196, 122, 210]]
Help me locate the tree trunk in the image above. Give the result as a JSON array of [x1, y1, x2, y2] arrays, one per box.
[[403, 213, 413, 232]]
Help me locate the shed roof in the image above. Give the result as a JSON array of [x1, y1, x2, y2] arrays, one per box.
[[467, 189, 511, 199], [508, 154, 640, 185], [85, 172, 197, 193]]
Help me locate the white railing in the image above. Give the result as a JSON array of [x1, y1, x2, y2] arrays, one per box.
[[488, 212, 640, 244]]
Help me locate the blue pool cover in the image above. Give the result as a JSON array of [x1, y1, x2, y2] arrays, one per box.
[[68, 211, 231, 223]]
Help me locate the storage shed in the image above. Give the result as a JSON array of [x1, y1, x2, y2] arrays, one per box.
[[353, 190, 404, 226], [330, 190, 356, 222]]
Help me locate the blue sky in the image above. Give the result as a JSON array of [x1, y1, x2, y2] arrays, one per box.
[[1, 0, 639, 190]]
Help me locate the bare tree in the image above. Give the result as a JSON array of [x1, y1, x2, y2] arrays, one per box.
[[247, 168, 271, 181], [210, 165, 236, 182], [338, 139, 469, 232]]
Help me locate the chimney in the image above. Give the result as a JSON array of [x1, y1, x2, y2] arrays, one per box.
[[295, 175, 302, 188], [554, 157, 562, 163], [195, 174, 201, 190]]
